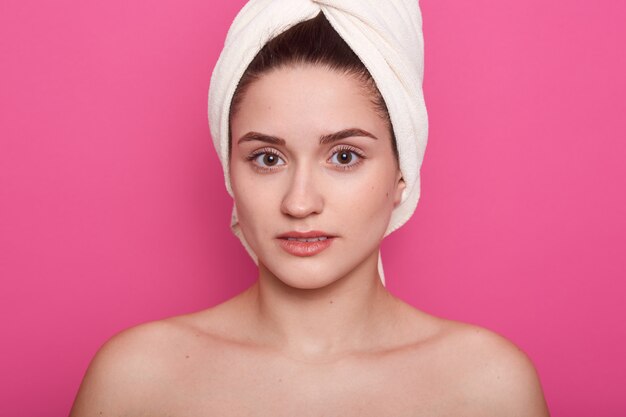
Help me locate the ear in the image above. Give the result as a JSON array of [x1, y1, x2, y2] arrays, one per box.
[[393, 171, 406, 207]]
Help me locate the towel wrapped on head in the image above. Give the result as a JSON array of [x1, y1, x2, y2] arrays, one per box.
[[208, 0, 428, 285]]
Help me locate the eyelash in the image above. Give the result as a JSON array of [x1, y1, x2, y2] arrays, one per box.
[[245, 145, 366, 173], [330, 145, 367, 171], [244, 147, 283, 173]]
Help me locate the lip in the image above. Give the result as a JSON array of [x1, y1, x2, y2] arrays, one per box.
[[276, 230, 337, 257], [277, 230, 336, 239]]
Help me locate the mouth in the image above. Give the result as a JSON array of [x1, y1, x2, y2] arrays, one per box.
[[276, 231, 337, 257], [276, 230, 336, 240], [283, 236, 330, 242]]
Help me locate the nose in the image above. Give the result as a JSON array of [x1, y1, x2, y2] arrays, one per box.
[[280, 161, 324, 219]]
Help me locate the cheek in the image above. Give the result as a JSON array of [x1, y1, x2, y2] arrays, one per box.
[[328, 167, 396, 226], [230, 165, 255, 226], [230, 166, 279, 237]]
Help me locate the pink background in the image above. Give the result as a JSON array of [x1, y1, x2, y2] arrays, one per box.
[[1, 0, 625, 415]]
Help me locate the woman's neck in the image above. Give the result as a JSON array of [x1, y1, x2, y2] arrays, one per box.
[[241, 249, 402, 361]]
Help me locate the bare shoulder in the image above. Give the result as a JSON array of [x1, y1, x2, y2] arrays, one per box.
[[68, 315, 208, 417], [435, 318, 551, 416]]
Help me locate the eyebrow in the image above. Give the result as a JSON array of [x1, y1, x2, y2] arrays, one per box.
[[236, 128, 378, 146]]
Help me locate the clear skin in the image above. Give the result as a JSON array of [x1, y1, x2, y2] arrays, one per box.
[[69, 65, 551, 416]]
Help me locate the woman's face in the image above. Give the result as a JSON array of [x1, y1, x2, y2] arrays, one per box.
[[229, 64, 405, 289]]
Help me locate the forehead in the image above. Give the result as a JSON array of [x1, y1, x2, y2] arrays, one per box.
[[231, 65, 385, 139]]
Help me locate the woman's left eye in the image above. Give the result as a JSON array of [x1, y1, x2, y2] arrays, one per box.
[[329, 147, 364, 170]]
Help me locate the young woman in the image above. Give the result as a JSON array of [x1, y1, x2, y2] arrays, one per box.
[[70, 2, 550, 416]]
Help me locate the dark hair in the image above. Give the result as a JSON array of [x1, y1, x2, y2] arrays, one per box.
[[228, 11, 398, 163]]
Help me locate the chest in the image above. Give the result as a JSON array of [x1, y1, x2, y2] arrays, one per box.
[[154, 350, 473, 417]]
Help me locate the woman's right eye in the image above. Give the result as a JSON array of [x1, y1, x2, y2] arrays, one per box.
[[246, 149, 286, 171]]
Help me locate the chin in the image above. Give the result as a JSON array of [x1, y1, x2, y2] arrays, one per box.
[[265, 261, 347, 290]]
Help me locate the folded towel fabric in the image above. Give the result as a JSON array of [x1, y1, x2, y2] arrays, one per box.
[[208, 0, 428, 285]]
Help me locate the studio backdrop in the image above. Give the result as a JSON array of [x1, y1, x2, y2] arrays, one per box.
[[0, 0, 625, 416]]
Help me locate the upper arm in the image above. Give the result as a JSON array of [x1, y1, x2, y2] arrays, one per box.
[[68, 322, 173, 417], [455, 325, 551, 416]]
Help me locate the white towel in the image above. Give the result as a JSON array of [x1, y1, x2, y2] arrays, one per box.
[[208, 0, 428, 286]]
